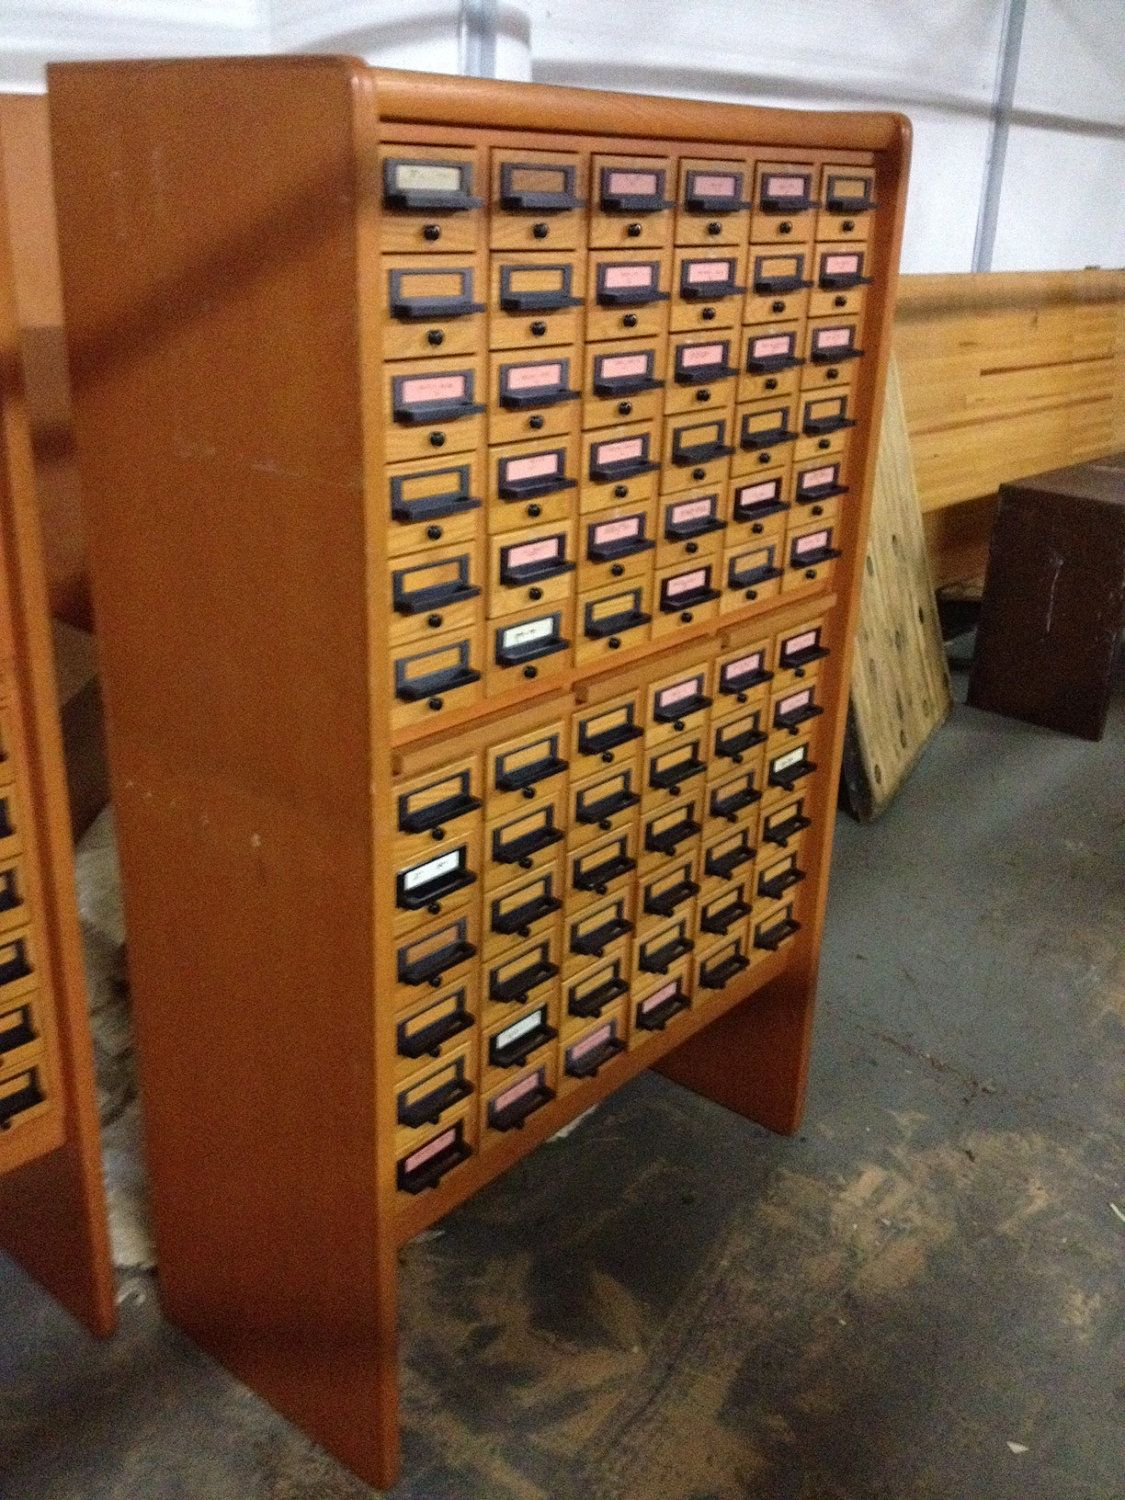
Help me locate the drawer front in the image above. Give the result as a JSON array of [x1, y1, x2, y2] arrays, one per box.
[[392, 828, 481, 939], [583, 336, 668, 430], [488, 520, 577, 619], [385, 452, 484, 558], [665, 332, 739, 414], [0, 990, 45, 1076], [656, 489, 728, 569], [653, 560, 721, 637], [639, 792, 704, 874], [817, 165, 877, 242], [794, 390, 856, 464], [744, 248, 812, 325], [571, 690, 644, 768], [568, 760, 643, 846], [751, 896, 804, 956], [774, 614, 832, 691], [759, 791, 813, 853], [738, 322, 803, 405], [486, 717, 570, 819], [731, 397, 798, 478], [395, 1106, 477, 1200], [489, 253, 586, 350], [714, 633, 775, 708], [697, 879, 754, 941], [482, 936, 562, 1029], [488, 347, 583, 445], [586, 247, 672, 341], [388, 541, 483, 647], [394, 1043, 477, 1153], [481, 1054, 559, 1143], [721, 536, 785, 610], [577, 500, 657, 590], [700, 822, 756, 893], [0, 1062, 51, 1138], [487, 432, 581, 532], [646, 660, 714, 743], [580, 423, 661, 511], [568, 826, 638, 910], [802, 315, 864, 391], [394, 909, 480, 1003], [749, 160, 817, 244], [634, 912, 695, 979], [564, 953, 631, 1038], [382, 353, 487, 464], [675, 157, 751, 246], [0, 855, 30, 936], [642, 732, 708, 807], [705, 763, 764, 834], [576, 579, 653, 665], [763, 735, 820, 804], [661, 408, 735, 493], [694, 925, 753, 997], [563, 890, 635, 976], [490, 148, 587, 250], [394, 977, 478, 1083], [379, 145, 483, 254], [755, 842, 809, 907], [729, 469, 791, 536], [792, 455, 849, 521], [0, 784, 22, 862], [710, 700, 769, 771], [483, 857, 565, 959], [638, 852, 700, 924], [784, 519, 842, 595], [487, 602, 574, 694], [809, 242, 871, 319], [390, 626, 484, 733], [769, 678, 826, 743], [670, 246, 748, 331], [559, 1003, 628, 1094], [486, 792, 567, 884], [629, 962, 693, 1046], [589, 155, 674, 248], [382, 252, 487, 359]]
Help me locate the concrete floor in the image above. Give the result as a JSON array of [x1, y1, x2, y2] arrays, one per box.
[[3, 666, 1123, 1500]]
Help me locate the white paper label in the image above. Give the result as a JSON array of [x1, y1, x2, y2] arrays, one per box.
[[680, 343, 725, 368], [778, 690, 812, 716], [773, 747, 807, 773], [785, 629, 817, 655], [824, 253, 860, 274], [394, 162, 462, 193], [493, 1071, 543, 1112], [504, 451, 560, 482], [569, 1021, 612, 1060], [604, 264, 655, 290], [686, 260, 733, 284], [506, 537, 562, 569], [596, 436, 644, 464], [599, 352, 650, 378], [496, 1007, 546, 1050], [641, 980, 678, 1013], [738, 480, 780, 505], [726, 651, 762, 678], [795, 529, 830, 556], [800, 466, 836, 491], [765, 174, 807, 197], [665, 568, 707, 597], [606, 170, 659, 195], [593, 517, 642, 544], [501, 617, 555, 649], [402, 1125, 457, 1173], [815, 327, 853, 350], [658, 678, 701, 709], [752, 334, 792, 358], [671, 498, 714, 524], [402, 848, 462, 892], [691, 173, 737, 198], [506, 361, 563, 392], [400, 373, 467, 403]]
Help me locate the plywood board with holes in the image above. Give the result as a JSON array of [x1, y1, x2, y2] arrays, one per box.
[[842, 355, 950, 821]]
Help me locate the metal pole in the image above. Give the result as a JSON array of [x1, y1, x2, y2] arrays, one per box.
[[972, 0, 1028, 272], [460, 0, 499, 78]]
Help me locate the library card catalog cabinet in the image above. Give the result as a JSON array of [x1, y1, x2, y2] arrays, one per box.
[[48, 59, 909, 1487], [0, 162, 113, 1337]]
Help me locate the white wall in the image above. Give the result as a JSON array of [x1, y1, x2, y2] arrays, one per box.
[[1, 0, 1121, 273]]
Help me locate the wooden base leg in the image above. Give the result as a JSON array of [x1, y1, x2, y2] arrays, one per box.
[[657, 962, 818, 1135]]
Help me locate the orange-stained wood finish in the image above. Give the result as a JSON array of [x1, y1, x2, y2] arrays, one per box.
[[0, 138, 114, 1336], [47, 58, 910, 1489]]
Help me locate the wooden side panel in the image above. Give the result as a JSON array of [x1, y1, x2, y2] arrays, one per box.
[[895, 269, 1125, 585], [0, 145, 114, 1336], [48, 58, 396, 1484], [0, 95, 90, 629], [842, 355, 950, 821], [658, 121, 911, 1132]]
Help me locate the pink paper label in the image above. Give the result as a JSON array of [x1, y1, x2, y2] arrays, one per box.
[[599, 352, 650, 379], [666, 568, 707, 597], [752, 334, 792, 358], [593, 516, 642, 544], [569, 1022, 612, 1060], [692, 173, 737, 197], [504, 452, 559, 482], [658, 678, 701, 709], [493, 1071, 542, 1112], [738, 480, 780, 504], [606, 170, 659, 195], [604, 263, 655, 290], [403, 1126, 457, 1173], [795, 530, 829, 556], [779, 689, 812, 715], [800, 466, 836, 490], [815, 327, 852, 349], [680, 343, 725, 368], [641, 980, 678, 1013], [506, 362, 563, 392], [671, 498, 714, 524], [596, 437, 644, 464], [824, 253, 860, 274], [765, 174, 807, 197], [726, 651, 762, 677], [400, 374, 466, 403], [507, 537, 562, 568], [786, 629, 817, 654], [687, 260, 733, 284]]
